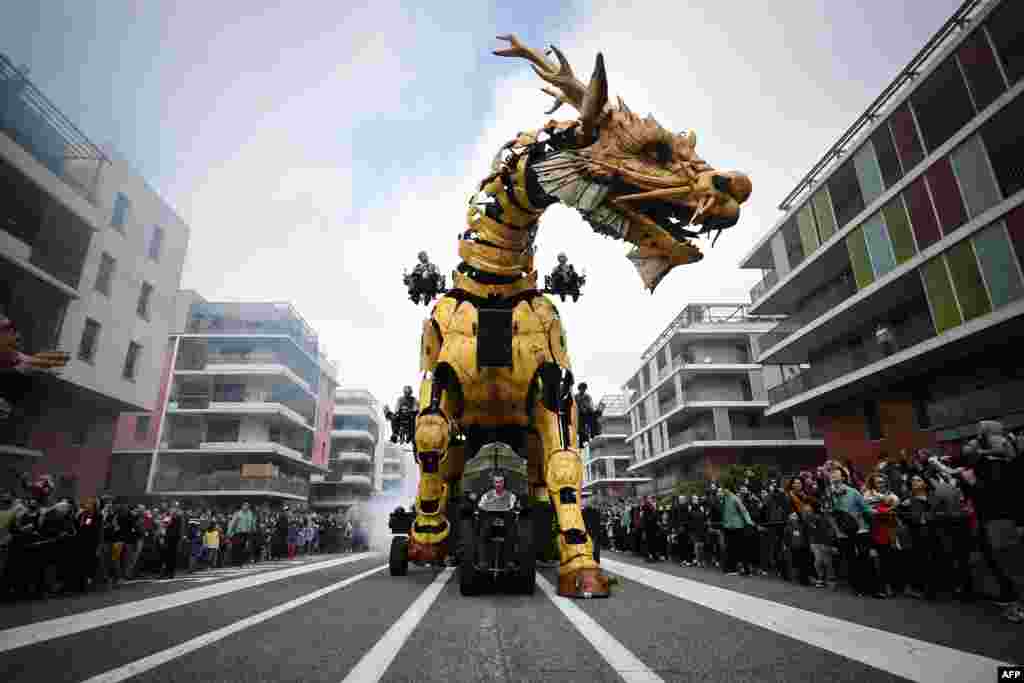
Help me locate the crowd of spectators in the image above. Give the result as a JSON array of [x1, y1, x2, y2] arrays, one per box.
[[0, 477, 369, 602], [587, 420, 1024, 624]]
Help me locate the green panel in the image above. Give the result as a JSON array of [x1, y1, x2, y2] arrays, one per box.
[[921, 257, 962, 333], [811, 186, 837, 241], [972, 221, 1024, 308], [846, 226, 875, 289], [853, 141, 885, 205], [862, 212, 897, 277], [882, 196, 917, 264], [945, 240, 991, 322], [796, 203, 820, 256]]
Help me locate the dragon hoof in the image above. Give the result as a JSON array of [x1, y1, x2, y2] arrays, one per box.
[[557, 567, 610, 599]]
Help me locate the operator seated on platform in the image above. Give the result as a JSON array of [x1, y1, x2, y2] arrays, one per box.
[[477, 472, 518, 563], [549, 253, 576, 288], [395, 385, 417, 414], [412, 251, 440, 283], [576, 383, 599, 445]]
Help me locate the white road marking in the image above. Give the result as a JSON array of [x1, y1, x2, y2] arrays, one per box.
[[0, 552, 378, 653], [536, 574, 665, 683], [340, 568, 455, 683], [602, 558, 1017, 683], [80, 565, 387, 683]]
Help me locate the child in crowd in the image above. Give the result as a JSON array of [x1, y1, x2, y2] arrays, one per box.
[[804, 502, 837, 588], [203, 523, 220, 569]]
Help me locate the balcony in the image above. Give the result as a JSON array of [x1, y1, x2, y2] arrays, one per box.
[[176, 362, 315, 398], [191, 441, 321, 471], [341, 473, 373, 489], [167, 398, 313, 430], [749, 270, 779, 304], [152, 471, 310, 499], [756, 273, 856, 357], [767, 318, 935, 405], [0, 56, 109, 206], [331, 429, 375, 442], [728, 425, 797, 441], [334, 451, 372, 464], [666, 424, 717, 451]]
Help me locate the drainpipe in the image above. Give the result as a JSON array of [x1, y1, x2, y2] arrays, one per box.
[[146, 334, 181, 494]]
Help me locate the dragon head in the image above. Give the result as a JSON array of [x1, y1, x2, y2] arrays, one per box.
[[495, 35, 752, 291]]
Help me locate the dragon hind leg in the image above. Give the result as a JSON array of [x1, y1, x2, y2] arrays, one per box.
[[534, 362, 610, 598]]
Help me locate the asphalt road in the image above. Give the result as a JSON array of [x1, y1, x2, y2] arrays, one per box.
[[0, 550, 1019, 683]]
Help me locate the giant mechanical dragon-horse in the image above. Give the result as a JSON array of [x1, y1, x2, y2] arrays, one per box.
[[407, 35, 752, 598]]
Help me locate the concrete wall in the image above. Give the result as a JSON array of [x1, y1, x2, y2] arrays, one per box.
[[684, 375, 746, 402], [821, 398, 935, 470], [57, 155, 190, 413]]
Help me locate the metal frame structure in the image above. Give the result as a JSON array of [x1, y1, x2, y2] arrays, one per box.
[[641, 303, 785, 361]]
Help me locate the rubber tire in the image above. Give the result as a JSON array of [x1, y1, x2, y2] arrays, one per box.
[[389, 536, 409, 577], [459, 521, 478, 596], [518, 520, 537, 595]]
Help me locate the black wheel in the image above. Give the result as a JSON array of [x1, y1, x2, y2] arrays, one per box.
[[389, 536, 409, 576], [517, 516, 536, 595], [459, 520, 478, 596]]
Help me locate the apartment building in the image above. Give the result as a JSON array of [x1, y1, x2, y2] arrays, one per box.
[[738, 0, 1024, 465], [109, 295, 338, 507], [378, 440, 410, 497], [308, 387, 381, 512], [0, 55, 189, 497], [582, 394, 649, 503], [623, 303, 826, 496]]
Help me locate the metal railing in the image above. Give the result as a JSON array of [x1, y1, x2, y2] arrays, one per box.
[[749, 270, 779, 303], [153, 473, 310, 497], [756, 274, 857, 354], [0, 54, 109, 205]]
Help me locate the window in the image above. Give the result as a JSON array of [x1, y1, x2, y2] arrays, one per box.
[[888, 105, 924, 172], [972, 221, 1024, 309], [986, 1, 1024, 83], [70, 424, 89, 447], [827, 159, 866, 229], [111, 193, 130, 232], [852, 141, 885, 206], [1007, 206, 1024, 276], [910, 57, 975, 152], [95, 252, 115, 296], [871, 123, 903, 189], [148, 225, 164, 261], [862, 212, 897, 279], [78, 319, 100, 363], [903, 177, 941, 250], [882, 196, 917, 265], [950, 135, 1001, 220], [135, 415, 151, 439], [979, 93, 1024, 198], [924, 157, 967, 235], [957, 29, 1007, 112], [945, 240, 991, 322], [123, 341, 142, 380], [137, 282, 153, 319]]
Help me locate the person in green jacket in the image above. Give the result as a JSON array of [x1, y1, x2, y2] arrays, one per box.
[[720, 486, 754, 576], [227, 503, 254, 566]]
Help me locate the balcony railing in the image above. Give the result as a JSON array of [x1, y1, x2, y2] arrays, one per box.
[[728, 425, 798, 441], [666, 425, 716, 450], [153, 472, 310, 497], [767, 319, 935, 405], [0, 55, 110, 206], [749, 270, 779, 303], [757, 275, 856, 354]]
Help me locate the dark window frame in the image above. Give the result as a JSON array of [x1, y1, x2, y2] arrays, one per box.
[[123, 341, 142, 381], [95, 252, 116, 297], [111, 192, 130, 233], [135, 415, 152, 439], [148, 225, 164, 262], [909, 56, 976, 153], [137, 282, 153, 320], [78, 318, 101, 363]]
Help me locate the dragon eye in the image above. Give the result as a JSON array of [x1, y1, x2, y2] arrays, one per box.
[[647, 141, 672, 165]]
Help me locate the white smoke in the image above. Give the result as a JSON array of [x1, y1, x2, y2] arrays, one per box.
[[351, 442, 419, 552]]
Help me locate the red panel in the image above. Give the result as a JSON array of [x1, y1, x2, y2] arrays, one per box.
[[924, 156, 968, 235], [1005, 204, 1024, 277], [903, 177, 942, 250], [957, 29, 1005, 112], [889, 105, 924, 172]]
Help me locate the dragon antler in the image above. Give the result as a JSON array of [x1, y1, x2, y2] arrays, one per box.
[[494, 34, 608, 139]]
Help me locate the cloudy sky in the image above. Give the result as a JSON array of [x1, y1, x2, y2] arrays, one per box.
[[2, 0, 962, 406]]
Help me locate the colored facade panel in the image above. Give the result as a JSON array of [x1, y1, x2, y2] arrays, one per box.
[[924, 156, 968, 235], [957, 29, 1007, 112], [846, 226, 875, 290], [828, 160, 867, 228], [872, 124, 903, 189], [796, 203, 820, 256], [1006, 205, 1024, 277], [945, 240, 991, 322], [910, 57, 975, 153], [972, 221, 1024, 308], [950, 134, 1002, 219], [882, 196, 917, 264], [986, 1, 1023, 84], [862, 212, 897, 278], [921, 257, 962, 334], [853, 141, 886, 206], [811, 186, 837, 242], [889, 105, 924, 172], [903, 177, 942, 250]]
